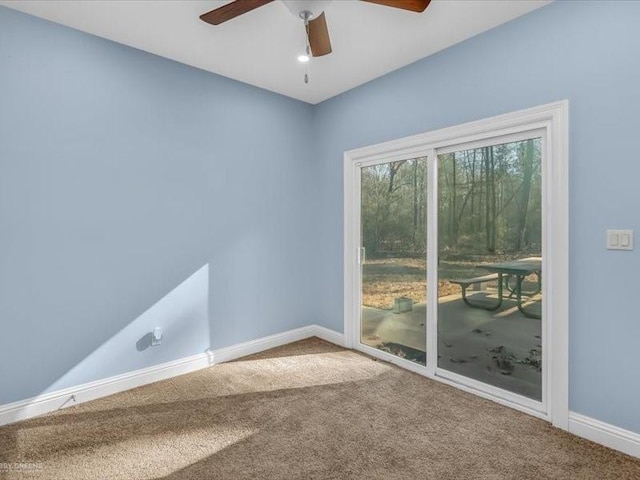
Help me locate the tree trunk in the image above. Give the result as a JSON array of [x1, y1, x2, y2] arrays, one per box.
[[387, 160, 406, 194], [470, 150, 476, 229], [484, 147, 496, 253], [490, 147, 497, 253], [452, 155, 458, 245], [516, 140, 534, 250]]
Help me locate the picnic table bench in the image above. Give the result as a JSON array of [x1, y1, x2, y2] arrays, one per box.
[[450, 257, 542, 319], [450, 273, 501, 310]]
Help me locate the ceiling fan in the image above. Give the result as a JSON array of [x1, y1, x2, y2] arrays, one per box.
[[200, 0, 432, 58]]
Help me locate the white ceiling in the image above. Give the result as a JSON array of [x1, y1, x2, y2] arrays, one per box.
[[1, 0, 551, 104]]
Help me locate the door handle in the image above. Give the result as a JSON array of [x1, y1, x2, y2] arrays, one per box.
[[358, 247, 366, 265]]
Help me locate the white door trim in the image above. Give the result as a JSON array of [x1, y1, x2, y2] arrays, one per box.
[[343, 100, 569, 429]]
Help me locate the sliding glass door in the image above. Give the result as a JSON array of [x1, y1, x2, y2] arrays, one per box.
[[353, 130, 547, 412], [436, 137, 543, 401], [359, 157, 428, 365]]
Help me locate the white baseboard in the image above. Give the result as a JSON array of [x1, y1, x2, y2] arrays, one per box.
[[0, 351, 214, 426], [211, 325, 317, 363], [569, 412, 640, 459], [212, 325, 346, 363], [312, 324, 347, 347], [0, 324, 345, 427]]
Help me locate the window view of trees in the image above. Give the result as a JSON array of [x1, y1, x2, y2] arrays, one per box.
[[360, 139, 542, 310], [361, 159, 428, 311], [439, 138, 542, 257], [437, 138, 542, 295], [361, 158, 428, 258]]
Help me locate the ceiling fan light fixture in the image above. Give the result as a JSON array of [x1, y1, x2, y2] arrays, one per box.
[[200, 0, 432, 63], [281, 0, 333, 19]]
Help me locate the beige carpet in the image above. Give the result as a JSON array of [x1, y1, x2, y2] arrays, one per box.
[[1, 338, 639, 480]]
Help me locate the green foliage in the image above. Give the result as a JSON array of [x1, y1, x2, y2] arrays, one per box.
[[360, 138, 542, 259], [361, 158, 427, 257], [439, 138, 542, 254]]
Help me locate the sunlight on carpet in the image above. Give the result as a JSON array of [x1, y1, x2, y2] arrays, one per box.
[[1, 338, 639, 480]]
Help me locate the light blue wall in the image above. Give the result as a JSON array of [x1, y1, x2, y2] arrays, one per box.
[[0, 6, 315, 405], [2, 1, 639, 438], [311, 0, 640, 434]]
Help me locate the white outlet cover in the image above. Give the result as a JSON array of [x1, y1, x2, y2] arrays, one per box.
[[152, 327, 163, 346]]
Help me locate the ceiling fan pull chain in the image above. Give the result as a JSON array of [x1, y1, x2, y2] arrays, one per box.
[[304, 21, 310, 85]]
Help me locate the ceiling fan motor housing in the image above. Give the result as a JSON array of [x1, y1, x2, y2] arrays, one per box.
[[281, 0, 333, 20]]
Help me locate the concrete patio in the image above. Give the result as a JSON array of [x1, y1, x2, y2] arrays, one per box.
[[361, 291, 543, 400]]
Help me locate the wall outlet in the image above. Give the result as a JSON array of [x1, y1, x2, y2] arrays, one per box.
[[152, 327, 163, 346]]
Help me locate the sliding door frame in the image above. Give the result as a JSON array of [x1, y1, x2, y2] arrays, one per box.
[[343, 101, 569, 429]]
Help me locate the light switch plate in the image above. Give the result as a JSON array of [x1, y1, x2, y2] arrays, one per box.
[[607, 229, 634, 250]]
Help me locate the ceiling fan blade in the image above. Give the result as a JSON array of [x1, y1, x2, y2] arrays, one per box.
[[200, 0, 274, 25], [360, 0, 431, 13], [307, 12, 332, 57]]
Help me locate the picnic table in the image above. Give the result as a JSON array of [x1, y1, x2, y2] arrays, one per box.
[[451, 257, 542, 319]]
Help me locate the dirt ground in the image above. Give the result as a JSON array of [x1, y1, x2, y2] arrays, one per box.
[[362, 254, 540, 310]]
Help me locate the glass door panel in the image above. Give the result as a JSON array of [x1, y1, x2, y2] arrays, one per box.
[[437, 138, 543, 400], [360, 158, 427, 365]]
